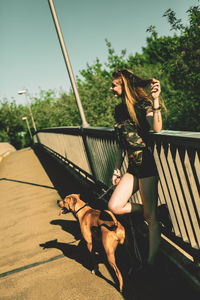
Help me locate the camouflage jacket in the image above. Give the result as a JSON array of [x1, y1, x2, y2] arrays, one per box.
[[114, 100, 152, 165]]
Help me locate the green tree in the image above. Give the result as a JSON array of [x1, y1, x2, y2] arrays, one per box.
[[32, 89, 81, 128], [162, 5, 200, 130], [77, 57, 116, 127], [139, 3, 200, 130], [0, 100, 29, 149]]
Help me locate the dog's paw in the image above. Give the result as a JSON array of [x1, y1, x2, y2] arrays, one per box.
[[91, 267, 99, 275]]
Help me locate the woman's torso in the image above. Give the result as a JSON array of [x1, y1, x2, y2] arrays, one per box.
[[114, 100, 152, 153]]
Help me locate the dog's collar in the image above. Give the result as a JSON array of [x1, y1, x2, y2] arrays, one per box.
[[75, 203, 89, 215]]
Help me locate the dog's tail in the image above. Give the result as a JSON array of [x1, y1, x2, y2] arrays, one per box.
[[99, 210, 125, 244], [103, 210, 118, 227], [98, 210, 118, 230]]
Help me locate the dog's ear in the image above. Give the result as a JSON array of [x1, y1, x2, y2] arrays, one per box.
[[63, 195, 73, 206], [65, 194, 77, 204], [69, 194, 80, 201], [70, 195, 77, 206], [63, 196, 68, 203], [63, 195, 76, 210]]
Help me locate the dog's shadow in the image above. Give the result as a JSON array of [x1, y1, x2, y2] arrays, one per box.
[[50, 218, 82, 241], [39, 219, 117, 290], [40, 238, 93, 270]]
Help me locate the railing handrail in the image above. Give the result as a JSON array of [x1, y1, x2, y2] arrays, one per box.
[[36, 127, 200, 146]]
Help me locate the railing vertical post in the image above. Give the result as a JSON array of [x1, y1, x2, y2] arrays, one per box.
[[81, 128, 98, 183], [48, 0, 89, 128], [35, 133, 41, 144]]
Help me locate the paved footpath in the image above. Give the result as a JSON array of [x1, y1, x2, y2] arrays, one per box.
[[0, 148, 123, 300]]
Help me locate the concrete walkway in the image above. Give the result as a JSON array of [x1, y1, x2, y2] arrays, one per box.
[[0, 148, 123, 300]]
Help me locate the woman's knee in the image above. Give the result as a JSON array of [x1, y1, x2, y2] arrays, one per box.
[[108, 173, 136, 215], [108, 200, 121, 214]]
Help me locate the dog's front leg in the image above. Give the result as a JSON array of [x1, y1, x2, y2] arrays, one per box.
[[86, 241, 99, 274], [81, 221, 99, 274]]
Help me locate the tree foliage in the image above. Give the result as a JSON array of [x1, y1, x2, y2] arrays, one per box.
[[162, 6, 200, 130], [0, 2, 199, 149]]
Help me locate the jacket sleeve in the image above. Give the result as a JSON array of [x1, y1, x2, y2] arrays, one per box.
[[115, 119, 146, 151]]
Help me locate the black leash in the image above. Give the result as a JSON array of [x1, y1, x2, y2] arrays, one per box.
[[97, 149, 126, 200], [97, 184, 115, 200], [128, 214, 143, 268]]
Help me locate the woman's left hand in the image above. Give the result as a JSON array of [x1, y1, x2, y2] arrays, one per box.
[[150, 78, 161, 100]]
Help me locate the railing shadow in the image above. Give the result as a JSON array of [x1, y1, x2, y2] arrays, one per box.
[[33, 145, 96, 201], [0, 177, 56, 190]]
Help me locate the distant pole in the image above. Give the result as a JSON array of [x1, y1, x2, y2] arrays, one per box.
[[18, 90, 37, 132], [48, 0, 89, 128], [22, 116, 33, 139]]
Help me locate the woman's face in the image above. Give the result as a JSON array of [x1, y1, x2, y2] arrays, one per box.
[[110, 79, 123, 98]]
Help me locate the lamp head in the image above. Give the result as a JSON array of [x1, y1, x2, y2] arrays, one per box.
[[18, 90, 27, 95]]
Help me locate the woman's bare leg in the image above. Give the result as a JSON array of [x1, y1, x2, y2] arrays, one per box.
[[108, 173, 139, 215], [139, 176, 161, 265]]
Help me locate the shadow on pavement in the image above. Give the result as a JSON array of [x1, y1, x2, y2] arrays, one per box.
[[50, 219, 82, 241], [33, 144, 96, 202], [39, 238, 117, 291], [0, 177, 56, 189]]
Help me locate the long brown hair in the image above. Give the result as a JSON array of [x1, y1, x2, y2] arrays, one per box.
[[112, 69, 165, 126]]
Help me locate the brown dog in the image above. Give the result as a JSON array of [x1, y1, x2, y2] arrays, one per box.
[[57, 194, 125, 292]]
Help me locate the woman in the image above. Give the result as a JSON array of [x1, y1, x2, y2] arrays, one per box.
[[108, 69, 165, 267]]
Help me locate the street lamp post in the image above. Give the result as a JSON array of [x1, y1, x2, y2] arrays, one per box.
[[48, 0, 89, 128], [18, 90, 37, 132], [22, 116, 32, 139]]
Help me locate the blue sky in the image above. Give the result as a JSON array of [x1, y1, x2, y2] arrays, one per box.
[[0, 0, 198, 105]]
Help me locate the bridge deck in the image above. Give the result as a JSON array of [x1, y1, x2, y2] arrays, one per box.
[[0, 147, 199, 299], [0, 147, 123, 299]]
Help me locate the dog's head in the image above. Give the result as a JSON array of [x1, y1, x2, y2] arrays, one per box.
[[57, 194, 80, 216]]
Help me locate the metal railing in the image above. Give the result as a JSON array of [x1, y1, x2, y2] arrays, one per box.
[[33, 127, 200, 261]]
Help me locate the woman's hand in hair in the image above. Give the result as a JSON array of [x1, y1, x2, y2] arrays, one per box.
[[150, 78, 161, 100], [147, 78, 162, 132], [112, 169, 121, 186]]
